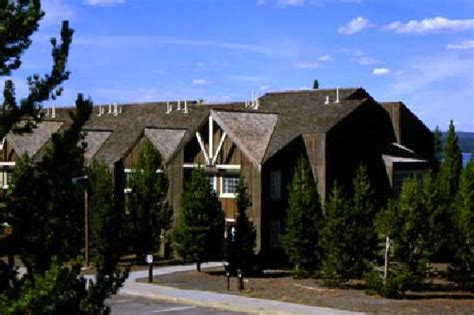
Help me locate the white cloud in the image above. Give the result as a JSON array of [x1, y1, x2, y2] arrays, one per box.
[[192, 79, 208, 86], [338, 17, 371, 35], [319, 54, 332, 62], [447, 40, 474, 50], [372, 67, 390, 76], [277, 0, 305, 6], [295, 62, 320, 69], [358, 56, 378, 65], [84, 0, 125, 6], [384, 17, 474, 34]]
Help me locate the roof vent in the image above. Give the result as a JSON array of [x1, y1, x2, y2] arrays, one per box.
[[184, 100, 188, 114], [324, 95, 330, 105], [45, 107, 50, 117], [113, 102, 119, 116], [166, 101, 172, 114], [177, 99, 181, 111], [108, 103, 112, 114], [335, 87, 340, 103], [51, 106, 56, 118]]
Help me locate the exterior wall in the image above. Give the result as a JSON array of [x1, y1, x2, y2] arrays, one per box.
[[303, 133, 326, 200], [326, 101, 396, 200], [260, 136, 306, 256]]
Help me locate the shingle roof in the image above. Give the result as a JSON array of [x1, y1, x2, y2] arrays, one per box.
[[211, 110, 278, 169], [144, 128, 187, 162], [6, 121, 64, 158], [11, 88, 374, 166], [82, 130, 112, 164]]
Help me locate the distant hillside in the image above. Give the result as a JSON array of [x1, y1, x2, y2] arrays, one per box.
[[441, 131, 474, 153]]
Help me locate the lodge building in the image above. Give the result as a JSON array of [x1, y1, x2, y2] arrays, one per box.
[[0, 87, 434, 255]]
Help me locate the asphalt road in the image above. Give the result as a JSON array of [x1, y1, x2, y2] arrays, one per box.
[[108, 294, 244, 315]]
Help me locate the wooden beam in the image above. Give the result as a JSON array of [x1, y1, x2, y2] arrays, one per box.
[[209, 116, 214, 161], [211, 132, 227, 165], [195, 132, 210, 165]]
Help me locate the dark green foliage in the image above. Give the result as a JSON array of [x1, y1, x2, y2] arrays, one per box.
[[319, 184, 353, 285], [451, 155, 474, 285], [439, 120, 462, 199], [0, 8, 73, 137], [126, 140, 171, 260], [363, 264, 416, 298], [313, 79, 319, 89], [88, 161, 125, 276], [281, 156, 322, 277], [173, 167, 224, 271], [6, 94, 92, 274], [433, 126, 442, 162], [0, 0, 44, 75], [349, 164, 378, 277], [0, 258, 124, 314], [225, 176, 256, 274]]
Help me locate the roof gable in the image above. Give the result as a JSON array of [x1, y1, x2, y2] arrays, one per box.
[[82, 130, 112, 163], [211, 110, 278, 169], [144, 128, 187, 162]]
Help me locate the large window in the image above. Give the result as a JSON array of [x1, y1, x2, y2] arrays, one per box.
[[270, 170, 282, 200], [220, 175, 239, 198]]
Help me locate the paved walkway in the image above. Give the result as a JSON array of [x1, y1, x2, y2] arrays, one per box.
[[120, 263, 364, 315]]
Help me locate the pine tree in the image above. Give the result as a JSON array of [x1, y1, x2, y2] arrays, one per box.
[[433, 126, 442, 163], [282, 156, 322, 277], [349, 164, 378, 277], [87, 161, 125, 276], [127, 140, 171, 261], [225, 176, 256, 274], [7, 94, 92, 274], [439, 120, 462, 199], [173, 167, 224, 271], [319, 184, 353, 285], [451, 155, 474, 284], [394, 176, 428, 281]]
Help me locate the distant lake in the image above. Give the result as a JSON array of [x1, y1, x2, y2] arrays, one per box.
[[463, 153, 472, 167]]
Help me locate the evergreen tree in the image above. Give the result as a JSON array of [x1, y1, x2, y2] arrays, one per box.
[[127, 140, 171, 260], [393, 176, 428, 282], [349, 164, 378, 277], [225, 175, 256, 274], [451, 154, 474, 284], [87, 161, 125, 276], [173, 167, 224, 271], [281, 156, 322, 277], [439, 120, 462, 199], [319, 184, 353, 285], [7, 94, 92, 274], [433, 126, 442, 163]]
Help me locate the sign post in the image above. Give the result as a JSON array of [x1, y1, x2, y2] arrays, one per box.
[[146, 254, 154, 283]]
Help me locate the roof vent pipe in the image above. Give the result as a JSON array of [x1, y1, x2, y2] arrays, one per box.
[[166, 101, 171, 114], [97, 105, 102, 117], [177, 99, 181, 111], [325, 95, 330, 105], [118, 106, 122, 114], [52, 106, 56, 118], [45, 107, 50, 117], [184, 100, 188, 114], [108, 103, 112, 114], [113, 102, 118, 116], [335, 87, 340, 103]]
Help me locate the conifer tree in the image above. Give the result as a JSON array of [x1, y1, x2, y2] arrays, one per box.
[[451, 155, 474, 284], [173, 167, 224, 271], [127, 140, 171, 261], [319, 184, 353, 285], [433, 126, 442, 163], [282, 156, 322, 277], [439, 120, 462, 199], [87, 161, 125, 276], [225, 176, 256, 274], [349, 164, 378, 277]]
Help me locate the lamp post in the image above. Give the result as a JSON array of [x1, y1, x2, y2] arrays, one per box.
[[72, 175, 89, 268]]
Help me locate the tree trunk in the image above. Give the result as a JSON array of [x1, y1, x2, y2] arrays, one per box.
[[383, 236, 391, 286], [196, 261, 201, 272]]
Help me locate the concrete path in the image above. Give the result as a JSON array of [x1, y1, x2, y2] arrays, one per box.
[[120, 263, 364, 315]]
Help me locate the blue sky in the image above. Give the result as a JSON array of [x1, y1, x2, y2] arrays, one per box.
[[6, 0, 474, 131]]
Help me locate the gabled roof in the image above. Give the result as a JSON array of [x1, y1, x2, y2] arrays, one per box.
[[82, 130, 112, 163], [6, 121, 64, 158], [144, 128, 187, 162], [211, 110, 278, 169]]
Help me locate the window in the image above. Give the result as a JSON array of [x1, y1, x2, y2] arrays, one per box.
[[124, 169, 133, 193], [0, 163, 14, 189], [208, 175, 217, 192], [270, 220, 281, 248], [220, 175, 239, 198], [270, 170, 282, 200]]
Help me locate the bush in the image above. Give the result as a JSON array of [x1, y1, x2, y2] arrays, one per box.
[[363, 264, 419, 298]]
